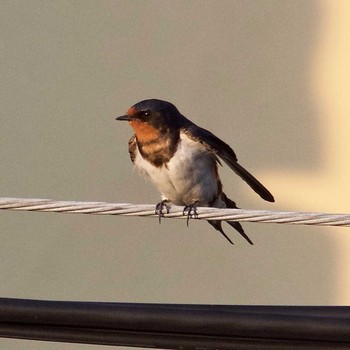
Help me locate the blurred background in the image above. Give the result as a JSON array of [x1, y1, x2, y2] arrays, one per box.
[[1, 0, 350, 349]]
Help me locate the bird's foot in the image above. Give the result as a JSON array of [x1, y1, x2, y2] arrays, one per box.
[[155, 199, 170, 223], [183, 201, 199, 227]]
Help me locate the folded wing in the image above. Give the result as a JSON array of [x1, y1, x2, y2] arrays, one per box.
[[183, 124, 274, 202]]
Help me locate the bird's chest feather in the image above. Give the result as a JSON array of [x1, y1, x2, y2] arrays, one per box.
[[133, 133, 219, 205]]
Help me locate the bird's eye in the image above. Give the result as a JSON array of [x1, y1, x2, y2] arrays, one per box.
[[142, 111, 150, 117]]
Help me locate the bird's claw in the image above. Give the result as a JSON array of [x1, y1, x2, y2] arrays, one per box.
[[183, 202, 199, 226], [155, 200, 170, 223]]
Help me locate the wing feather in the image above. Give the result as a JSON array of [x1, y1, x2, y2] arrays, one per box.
[[183, 124, 274, 202], [128, 135, 137, 164]]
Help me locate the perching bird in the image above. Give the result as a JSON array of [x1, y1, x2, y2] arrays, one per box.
[[116, 99, 274, 244]]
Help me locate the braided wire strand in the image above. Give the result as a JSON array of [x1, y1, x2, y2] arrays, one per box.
[[1, 197, 350, 227]]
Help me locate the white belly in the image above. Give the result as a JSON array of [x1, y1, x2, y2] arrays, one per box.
[[133, 133, 218, 205]]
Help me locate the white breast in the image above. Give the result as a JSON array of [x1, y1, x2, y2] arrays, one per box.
[[133, 132, 219, 206]]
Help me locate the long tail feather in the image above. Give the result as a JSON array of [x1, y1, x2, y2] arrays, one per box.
[[207, 192, 254, 245], [226, 220, 253, 245], [208, 220, 234, 245]]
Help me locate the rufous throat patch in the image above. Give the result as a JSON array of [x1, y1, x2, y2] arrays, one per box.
[[129, 120, 160, 143]]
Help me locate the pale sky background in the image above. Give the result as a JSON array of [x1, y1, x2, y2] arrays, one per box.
[[1, 1, 350, 349]]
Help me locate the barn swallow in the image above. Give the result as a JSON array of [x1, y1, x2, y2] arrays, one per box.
[[116, 99, 274, 244]]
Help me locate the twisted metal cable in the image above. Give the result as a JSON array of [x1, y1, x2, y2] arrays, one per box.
[[1, 197, 350, 227]]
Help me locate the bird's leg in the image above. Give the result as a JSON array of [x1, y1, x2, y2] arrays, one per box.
[[155, 199, 170, 223], [183, 201, 200, 227]]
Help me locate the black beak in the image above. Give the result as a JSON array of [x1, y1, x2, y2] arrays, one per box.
[[116, 115, 131, 121]]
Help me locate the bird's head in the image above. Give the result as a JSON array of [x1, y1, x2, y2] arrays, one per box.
[[116, 99, 186, 140]]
